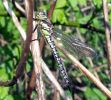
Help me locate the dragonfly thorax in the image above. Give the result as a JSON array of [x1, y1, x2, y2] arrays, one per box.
[[37, 18, 53, 37]]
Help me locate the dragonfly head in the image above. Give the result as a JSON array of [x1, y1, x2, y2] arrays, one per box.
[[35, 10, 47, 21]]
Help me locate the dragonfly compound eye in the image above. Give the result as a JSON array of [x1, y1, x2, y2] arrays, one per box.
[[37, 11, 47, 20]]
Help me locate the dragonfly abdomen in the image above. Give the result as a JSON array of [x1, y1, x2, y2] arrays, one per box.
[[46, 35, 70, 86]]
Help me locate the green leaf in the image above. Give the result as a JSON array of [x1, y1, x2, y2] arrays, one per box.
[[4, 95, 14, 100], [0, 1, 6, 12], [0, 17, 5, 27], [12, 45, 21, 58], [0, 67, 9, 80], [68, 0, 79, 11], [93, 18, 101, 29], [85, 87, 99, 99], [93, 88, 107, 100], [40, 4, 50, 10], [78, 14, 92, 24], [55, 0, 67, 8], [0, 87, 10, 99], [78, 0, 87, 6], [52, 9, 67, 24], [68, 0, 77, 7], [84, 87, 107, 100], [93, 0, 102, 8]]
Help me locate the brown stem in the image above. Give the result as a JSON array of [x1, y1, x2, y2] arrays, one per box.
[[27, 0, 57, 98], [102, 0, 111, 79], [16, 0, 33, 79]]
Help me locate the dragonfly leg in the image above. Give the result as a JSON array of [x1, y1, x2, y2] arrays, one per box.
[[32, 24, 43, 40], [33, 24, 38, 33]]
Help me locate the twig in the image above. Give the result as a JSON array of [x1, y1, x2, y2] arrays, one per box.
[[53, 71, 60, 100], [15, 0, 33, 81], [48, 0, 57, 19], [102, 0, 111, 79], [23, 0, 34, 99], [81, 5, 94, 12], [78, 64, 107, 78], [12, 0, 26, 16], [30, 14, 45, 100], [87, 58, 100, 80], [24, 67, 29, 98], [26, 70, 36, 99], [53, 21, 104, 34], [55, 41, 111, 98], [92, 64, 107, 72], [28, 0, 57, 98]]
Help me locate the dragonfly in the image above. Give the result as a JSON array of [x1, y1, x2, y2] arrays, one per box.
[[34, 11, 97, 88]]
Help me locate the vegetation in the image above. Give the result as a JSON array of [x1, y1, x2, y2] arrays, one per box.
[[0, 0, 111, 99]]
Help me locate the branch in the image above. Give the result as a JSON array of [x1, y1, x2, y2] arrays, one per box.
[[15, 0, 33, 82], [30, 13, 45, 100], [12, 0, 26, 16], [27, 0, 57, 98], [53, 21, 104, 34], [102, 0, 111, 79]]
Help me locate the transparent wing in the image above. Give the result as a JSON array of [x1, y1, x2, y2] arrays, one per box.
[[54, 33, 97, 58]]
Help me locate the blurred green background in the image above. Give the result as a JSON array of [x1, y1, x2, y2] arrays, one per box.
[[0, 0, 110, 99]]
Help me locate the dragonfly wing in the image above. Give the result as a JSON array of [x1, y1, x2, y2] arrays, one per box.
[[61, 34, 97, 58]]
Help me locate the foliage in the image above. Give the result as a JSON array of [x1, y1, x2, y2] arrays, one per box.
[[0, 0, 110, 99]]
